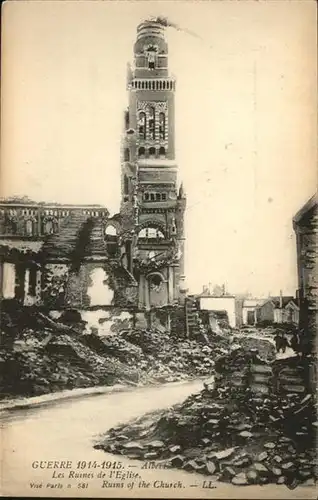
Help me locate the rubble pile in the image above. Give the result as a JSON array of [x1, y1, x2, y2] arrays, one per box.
[[0, 307, 228, 400], [96, 349, 317, 488]]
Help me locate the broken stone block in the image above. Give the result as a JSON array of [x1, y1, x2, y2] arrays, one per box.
[[201, 438, 211, 446], [264, 442, 276, 449], [148, 440, 165, 449], [212, 448, 236, 460], [207, 418, 219, 426], [169, 445, 181, 453], [257, 452, 268, 461], [271, 467, 282, 476], [122, 441, 144, 450], [246, 470, 258, 483], [183, 460, 204, 472], [232, 472, 248, 486], [277, 476, 286, 484], [221, 467, 236, 481], [253, 463, 268, 473], [281, 462, 294, 470], [205, 461, 217, 475], [144, 452, 158, 459], [273, 455, 283, 463], [239, 431, 253, 438], [233, 456, 252, 467]]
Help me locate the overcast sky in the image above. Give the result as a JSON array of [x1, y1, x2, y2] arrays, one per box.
[[1, 0, 317, 297]]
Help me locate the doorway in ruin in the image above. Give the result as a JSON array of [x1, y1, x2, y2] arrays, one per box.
[[87, 267, 114, 306]]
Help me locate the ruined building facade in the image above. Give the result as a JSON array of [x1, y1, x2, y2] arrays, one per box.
[[293, 194, 318, 354], [110, 20, 187, 310]]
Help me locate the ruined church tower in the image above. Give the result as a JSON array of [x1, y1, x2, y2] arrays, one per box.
[[120, 20, 186, 310]]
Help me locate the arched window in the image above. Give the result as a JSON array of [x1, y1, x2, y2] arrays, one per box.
[[159, 146, 165, 157], [138, 226, 164, 239], [25, 219, 33, 236], [105, 225, 117, 236], [149, 146, 156, 157], [148, 273, 163, 291], [148, 107, 155, 140], [156, 193, 161, 201], [124, 175, 129, 195], [44, 220, 54, 235], [159, 113, 165, 140], [150, 193, 155, 201], [138, 112, 146, 139], [124, 148, 130, 162], [138, 147, 145, 158]]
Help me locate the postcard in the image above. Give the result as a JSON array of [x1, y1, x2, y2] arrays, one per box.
[[0, 1, 317, 498]]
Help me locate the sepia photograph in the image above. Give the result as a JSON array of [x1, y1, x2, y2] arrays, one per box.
[[0, 0, 317, 498]]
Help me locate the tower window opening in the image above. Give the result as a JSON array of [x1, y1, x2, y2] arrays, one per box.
[[124, 175, 129, 195], [142, 81, 145, 89], [148, 107, 155, 140], [25, 219, 33, 236], [124, 110, 130, 130], [124, 148, 130, 162], [144, 192, 149, 201], [162, 193, 167, 201], [149, 61, 155, 69], [152, 81, 155, 90], [163, 81, 166, 90], [150, 193, 155, 201], [138, 147, 145, 158], [159, 146, 166, 157], [159, 81, 162, 90], [149, 146, 156, 157], [138, 112, 146, 139], [156, 193, 161, 201], [28, 267, 37, 296], [159, 114, 165, 141]]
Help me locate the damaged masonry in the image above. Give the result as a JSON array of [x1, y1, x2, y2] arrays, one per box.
[[0, 15, 317, 495]]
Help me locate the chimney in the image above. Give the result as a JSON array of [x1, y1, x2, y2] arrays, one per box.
[[279, 289, 283, 308]]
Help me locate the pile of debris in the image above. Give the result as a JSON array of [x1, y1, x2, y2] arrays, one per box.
[[0, 306, 230, 400], [95, 349, 317, 488]]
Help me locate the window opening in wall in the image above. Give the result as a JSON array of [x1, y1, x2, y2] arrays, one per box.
[[150, 193, 155, 201], [162, 193, 167, 201], [124, 110, 130, 130], [149, 146, 156, 157], [138, 147, 145, 158], [25, 219, 33, 236], [28, 267, 37, 296], [144, 193, 149, 201], [156, 193, 161, 201], [149, 274, 162, 289], [124, 148, 130, 162], [148, 107, 155, 140], [159, 114, 166, 141], [138, 112, 146, 139], [124, 175, 129, 195], [44, 220, 54, 234]]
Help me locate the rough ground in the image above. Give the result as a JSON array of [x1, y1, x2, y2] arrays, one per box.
[[0, 305, 231, 400], [95, 348, 317, 489]]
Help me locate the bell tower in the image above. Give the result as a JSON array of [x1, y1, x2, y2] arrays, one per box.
[[120, 20, 186, 310]]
